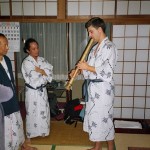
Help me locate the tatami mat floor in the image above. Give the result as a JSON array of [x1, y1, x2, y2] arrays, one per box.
[[24, 121, 150, 150]]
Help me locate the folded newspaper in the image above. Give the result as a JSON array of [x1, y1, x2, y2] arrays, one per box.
[[114, 120, 142, 129]]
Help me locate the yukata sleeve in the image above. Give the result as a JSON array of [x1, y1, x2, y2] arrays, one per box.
[[95, 44, 117, 82], [40, 58, 53, 83], [0, 84, 13, 103], [21, 59, 48, 88]]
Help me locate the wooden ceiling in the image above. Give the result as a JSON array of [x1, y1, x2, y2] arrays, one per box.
[[0, 0, 150, 24]]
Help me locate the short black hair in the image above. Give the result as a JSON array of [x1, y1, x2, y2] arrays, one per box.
[[23, 38, 38, 53], [85, 17, 106, 33], [0, 33, 7, 45], [0, 33, 6, 38]]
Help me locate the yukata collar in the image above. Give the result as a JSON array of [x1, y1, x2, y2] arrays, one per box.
[[28, 55, 39, 62], [100, 37, 108, 46]]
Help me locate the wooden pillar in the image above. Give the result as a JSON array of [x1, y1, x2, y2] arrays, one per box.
[[57, 0, 66, 19]]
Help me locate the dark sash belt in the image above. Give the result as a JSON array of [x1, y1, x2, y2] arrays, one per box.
[[83, 79, 103, 102], [25, 83, 47, 92]]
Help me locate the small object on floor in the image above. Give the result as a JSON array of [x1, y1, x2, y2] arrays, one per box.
[[114, 120, 142, 129], [55, 112, 64, 121], [64, 98, 84, 126]]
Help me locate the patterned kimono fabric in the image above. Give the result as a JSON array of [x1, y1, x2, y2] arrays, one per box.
[[0, 84, 13, 150], [21, 55, 53, 138], [83, 37, 118, 142], [0, 56, 25, 150], [0, 104, 5, 150]]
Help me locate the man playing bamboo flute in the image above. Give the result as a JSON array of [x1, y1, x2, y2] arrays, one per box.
[[70, 17, 118, 150]]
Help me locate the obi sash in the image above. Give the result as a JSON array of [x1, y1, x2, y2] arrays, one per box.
[[83, 79, 103, 102], [25, 83, 47, 92]]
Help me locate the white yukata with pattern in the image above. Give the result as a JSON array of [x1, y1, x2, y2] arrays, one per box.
[[21, 55, 53, 138], [83, 37, 118, 142], [5, 112, 25, 150]]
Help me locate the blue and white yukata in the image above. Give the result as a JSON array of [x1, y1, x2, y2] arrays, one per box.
[[21, 55, 53, 138], [83, 37, 118, 142]]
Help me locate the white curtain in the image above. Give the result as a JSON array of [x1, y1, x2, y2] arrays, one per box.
[[68, 23, 89, 80]]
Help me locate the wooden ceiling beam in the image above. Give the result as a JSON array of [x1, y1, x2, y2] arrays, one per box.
[[0, 15, 150, 24]]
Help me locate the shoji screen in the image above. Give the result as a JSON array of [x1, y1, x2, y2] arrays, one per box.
[[0, 0, 57, 16], [113, 25, 150, 119]]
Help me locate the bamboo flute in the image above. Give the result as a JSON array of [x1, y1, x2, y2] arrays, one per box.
[[65, 38, 94, 91]]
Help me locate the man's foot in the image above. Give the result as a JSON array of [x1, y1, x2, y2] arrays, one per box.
[[87, 146, 101, 150], [21, 146, 37, 150], [25, 138, 31, 145], [21, 142, 38, 150], [87, 148, 97, 150]]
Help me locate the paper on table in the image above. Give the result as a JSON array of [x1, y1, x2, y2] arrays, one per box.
[[114, 120, 142, 129]]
